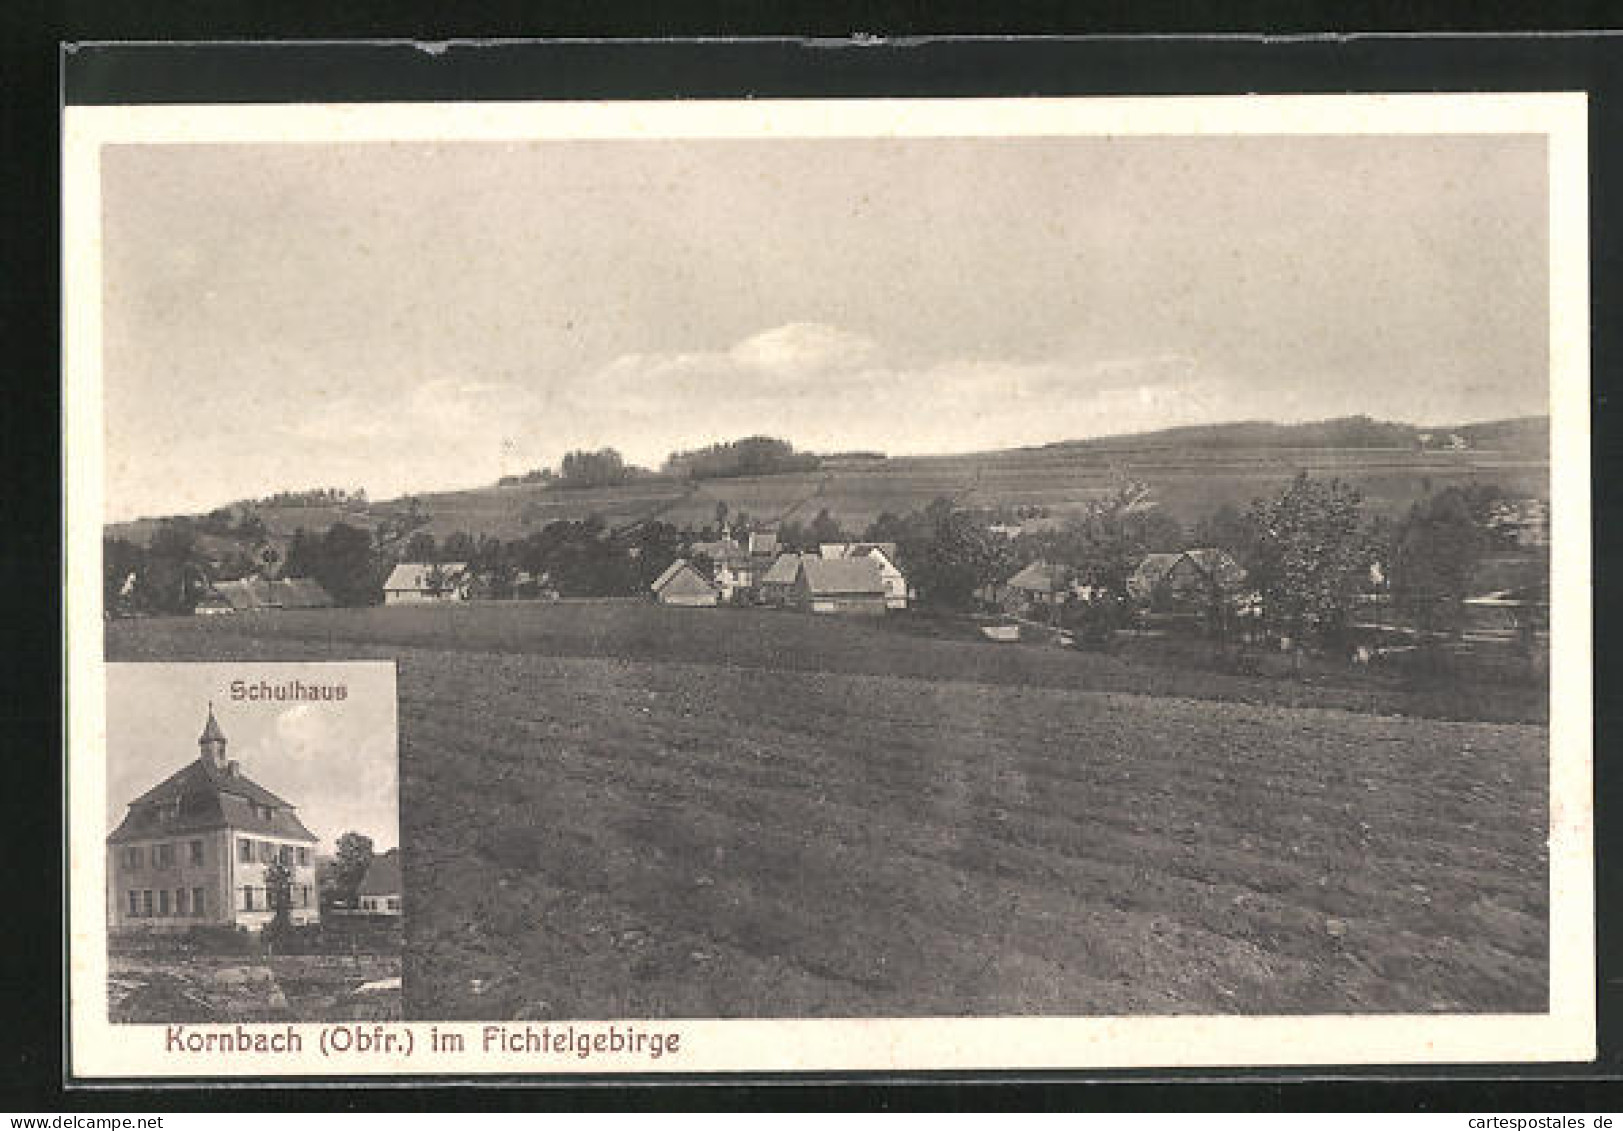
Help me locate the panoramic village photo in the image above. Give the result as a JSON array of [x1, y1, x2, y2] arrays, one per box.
[[96, 124, 1557, 1023], [104, 663, 401, 1023]]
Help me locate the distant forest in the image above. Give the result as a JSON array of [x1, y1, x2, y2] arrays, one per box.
[[1048, 414, 1549, 456]]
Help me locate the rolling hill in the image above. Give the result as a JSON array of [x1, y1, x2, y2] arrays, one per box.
[[107, 414, 1550, 547]]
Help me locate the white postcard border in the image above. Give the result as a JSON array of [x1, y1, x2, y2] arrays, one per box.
[[65, 92, 1593, 1077]]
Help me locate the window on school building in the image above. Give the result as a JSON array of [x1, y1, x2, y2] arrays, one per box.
[[259, 840, 274, 863], [297, 847, 309, 866], [242, 886, 255, 911], [141, 890, 153, 917], [123, 847, 141, 870], [189, 840, 204, 865], [192, 887, 205, 916], [238, 838, 252, 863], [387, 897, 401, 912], [127, 890, 139, 916], [155, 843, 175, 869], [157, 889, 170, 915], [175, 888, 188, 915], [299, 885, 310, 907]]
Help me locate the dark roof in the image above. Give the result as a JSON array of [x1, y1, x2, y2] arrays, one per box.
[[273, 577, 334, 608], [1007, 561, 1070, 593], [357, 849, 401, 896], [761, 553, 805, 585], [797, 556, 885, 596], [651, 558, 716, 595], [110, 757, 318, 844], [213, 576, 274, 610]]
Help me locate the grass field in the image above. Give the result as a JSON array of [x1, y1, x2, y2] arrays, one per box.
[[376, 446, 1550, 540], [106, 603, 1549, 1018], [109, 442, 1548, 548]]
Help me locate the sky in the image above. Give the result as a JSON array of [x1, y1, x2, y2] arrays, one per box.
[[100, 134, 1549, 521], [105, 663, 399, 853]]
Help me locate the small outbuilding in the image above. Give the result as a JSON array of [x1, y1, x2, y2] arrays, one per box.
[[354, 849, 402, 916], [651, 559, 720, 607]]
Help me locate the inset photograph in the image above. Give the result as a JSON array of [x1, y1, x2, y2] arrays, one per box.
[[104, 662, 400, 1023]]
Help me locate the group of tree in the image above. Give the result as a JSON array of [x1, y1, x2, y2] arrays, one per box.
[[556, 448, 652, 489], [496, 467, 557, 488], [662, 435, 821, 481], [253, 486, 367, 508], [283, 522, 388, 606], [854, 472, 1536, 657], [104, 520, 215, 614]]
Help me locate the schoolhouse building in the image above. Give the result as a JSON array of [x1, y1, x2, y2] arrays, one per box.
[[106, 705, 320, 934]]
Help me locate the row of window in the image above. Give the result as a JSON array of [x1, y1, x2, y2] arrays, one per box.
[[126, 887, 207, 918], [239, 884, 312, 911], [121, 840, 205, 871], [236, 838, 309, 868]]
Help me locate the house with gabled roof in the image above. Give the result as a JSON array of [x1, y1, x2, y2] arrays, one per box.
[[651, 558, 720, 607], [791, 555, 888, 615], [354, 848, 402, 916], [107, 705, 320, 933], [1128, 548, 1248, 610], [818, 542, 909, 609], [687, 537, 755, 602], [383, 562, 469, 605], [759, 553, 807, 606]]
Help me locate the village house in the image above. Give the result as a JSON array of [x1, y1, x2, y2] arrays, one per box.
[[354, 848, 402, 916], [1001, 560, 1074, 617], [382, 562, 469, 605], [651, 558, 720, 607], [1127, 549, 1248, 611], [201, 575, 335, 614], [818, 542, 909, 609], [759, 552, 807, 606], [791, 556, 888, 615], [688, 537, 756, 602], [107, 705, 320, 934]]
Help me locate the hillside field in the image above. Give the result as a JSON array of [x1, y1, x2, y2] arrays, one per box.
[[105, 603, 1549, 1018], [108, 443, 1549, 545]]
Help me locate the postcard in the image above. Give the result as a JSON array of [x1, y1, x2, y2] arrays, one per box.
[[64, 91, 1592, 1077]]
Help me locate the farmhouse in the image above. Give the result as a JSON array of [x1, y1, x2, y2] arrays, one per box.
[[1128, 549, 1247, 610], [819, 543, 909, 609], [383, 562, 469, 605], [759, 553, 806, 606], [273, 577, 335, 609], [689, 537, 756, 602], [651, 559, 720, 607], [107, 705, 320, 934], [354, 849, 402, 916], [1003, 561, 1072, 612], [791, 556, 887, 615]]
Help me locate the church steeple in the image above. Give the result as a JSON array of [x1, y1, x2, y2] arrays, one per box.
[[199, 701, 228, 769]]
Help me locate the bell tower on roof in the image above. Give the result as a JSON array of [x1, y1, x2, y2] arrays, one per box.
[[199, 702, 228, 769]]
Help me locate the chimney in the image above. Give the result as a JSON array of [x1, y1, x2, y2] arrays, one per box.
[[198, 701, 228, 770]]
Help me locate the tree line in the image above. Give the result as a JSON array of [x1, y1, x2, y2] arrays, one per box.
[[107, 473, 1538, 644]]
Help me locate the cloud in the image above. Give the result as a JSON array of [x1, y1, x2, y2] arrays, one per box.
[[727, 322, 881, 380], [268, 325, 1230, 483]]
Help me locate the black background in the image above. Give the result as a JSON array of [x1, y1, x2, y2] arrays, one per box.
[[7, 12, 1622, 1112]]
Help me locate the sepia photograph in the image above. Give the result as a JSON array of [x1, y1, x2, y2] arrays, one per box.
[[102, 663, 401, 1026], [64, 93, 1592, 1074]]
